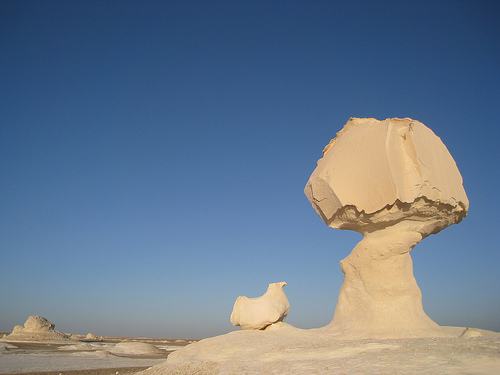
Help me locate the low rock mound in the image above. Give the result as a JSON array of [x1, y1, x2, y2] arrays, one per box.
[[84, 332, 103, 341], [137, 327, 500, 375], [0, 316, 73, 343], [111, 341, 166, 356]]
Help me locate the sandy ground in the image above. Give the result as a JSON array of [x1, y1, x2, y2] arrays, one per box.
[[8, 367, 150, 375], [2, 328, 499, 374], [0, 337, 194, 375]]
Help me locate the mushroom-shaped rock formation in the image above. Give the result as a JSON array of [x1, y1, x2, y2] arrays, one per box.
[[305, 118, 468, 338], [230, 282, 290, 330], [0, 316, 73, 343]]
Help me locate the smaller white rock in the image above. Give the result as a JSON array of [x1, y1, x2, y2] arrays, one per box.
[[85, 333, 103, 341], [0, 316, 72, 343], [111, 341, 165, 356], [230, 282, 290, 330]]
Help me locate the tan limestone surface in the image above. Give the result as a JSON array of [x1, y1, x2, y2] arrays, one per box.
[[303, 118, 469, 338], [230, 282, 290, 330], [0, 316, 73, 344], [137, 326, 500, 375]]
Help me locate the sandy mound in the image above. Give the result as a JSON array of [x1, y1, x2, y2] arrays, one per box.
[[0, 316, 74, 343], [111, 341, 166, 356]]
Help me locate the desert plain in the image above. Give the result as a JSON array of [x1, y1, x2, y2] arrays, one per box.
[[1, 326, 499, 375], [0, 331, 196, 375]]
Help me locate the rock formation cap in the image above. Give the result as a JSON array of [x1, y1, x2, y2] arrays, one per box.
[[305, 118, 468, 235]]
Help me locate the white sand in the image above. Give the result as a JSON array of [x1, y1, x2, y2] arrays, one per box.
[[0, 352, 164, 374], [1, 328, 498, 374], [0, 340, 177, 374]]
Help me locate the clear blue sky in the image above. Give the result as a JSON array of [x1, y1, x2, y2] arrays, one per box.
[[1, 1, 499, 339]]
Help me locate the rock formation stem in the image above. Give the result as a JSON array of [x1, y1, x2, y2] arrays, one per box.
[[327, 227, 449, 338]]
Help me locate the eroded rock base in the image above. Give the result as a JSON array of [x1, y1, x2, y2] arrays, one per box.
[[138, 326, 500, 375], [328, 226, 448, 338]]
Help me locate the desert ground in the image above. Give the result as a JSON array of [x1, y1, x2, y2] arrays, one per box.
[[0, 334, 196, 375], [1, 327, 499, 375], [136, 326, 500, 375]]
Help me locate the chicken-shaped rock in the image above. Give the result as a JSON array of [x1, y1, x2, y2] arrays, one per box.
[[230, 282, 290, 330]]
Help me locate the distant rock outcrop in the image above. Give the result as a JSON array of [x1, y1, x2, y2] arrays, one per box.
[[84, 332, 103, 341], [230, 282, 290, 330], [0, 316, 74, 343]]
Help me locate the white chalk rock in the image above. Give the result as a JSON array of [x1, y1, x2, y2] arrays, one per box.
[[305, 117, 468, 234], [23, 316, 55, 331], [230, 282, 290, 330], [84, 332, 103, 341], [304, 118, 469, 338], [0, 316, 73, 343], [111, 341, 165, 356]]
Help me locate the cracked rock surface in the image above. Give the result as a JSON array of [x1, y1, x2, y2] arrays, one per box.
[[304, 117, 468, 233]]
